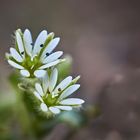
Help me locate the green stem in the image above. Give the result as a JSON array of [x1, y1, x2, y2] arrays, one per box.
[[9, 73, 36, 140], [15, 92, 36, 140]]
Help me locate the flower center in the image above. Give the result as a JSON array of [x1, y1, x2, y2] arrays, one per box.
[[22, 55, 42, 77], [43, 94, 57, 107]]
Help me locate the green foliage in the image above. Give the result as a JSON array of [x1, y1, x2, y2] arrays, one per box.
[[0, 54, 98, 140]]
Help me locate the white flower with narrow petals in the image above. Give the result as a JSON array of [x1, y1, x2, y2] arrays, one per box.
[[6, 29, 65, 78], [33, 68, 84, 115]]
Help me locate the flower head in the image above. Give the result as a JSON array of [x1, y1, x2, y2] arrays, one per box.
[[33, 68, 84, 115], [6, 29, 64, 78]]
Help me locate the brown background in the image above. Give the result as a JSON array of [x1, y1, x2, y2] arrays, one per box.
[[1, 0, 140, 139]]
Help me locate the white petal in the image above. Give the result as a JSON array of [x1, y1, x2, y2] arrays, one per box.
[[33, 91, 43, 102], [34, 70, 46, 78], [32, 30, 47, 56], [40, 103, 48, 112], [20, 69, 30, 77], [42, 51, 63, 64], [49, 107, 60, 114], [58, 84, 80, 101], [41, 38, 60, 59], [15, 30, 24, 55], [42, 72, 49, 93], [39, 59, 63, 69], [10, 48, 23, 62], [35, 83, 44, 96], [49, 68, 58, 92], [55, 106, 72, 111], [54, 76, 72, 93], [8, 60, 24, 69], [23, 29, 33, 56], [59, 98, 85, 105]]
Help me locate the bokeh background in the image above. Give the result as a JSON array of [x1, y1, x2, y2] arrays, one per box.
[[1, 0, 140, 140]]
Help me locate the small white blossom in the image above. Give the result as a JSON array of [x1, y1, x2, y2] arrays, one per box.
[[6, 29, 65, 78], [33, 68, 84, 115]]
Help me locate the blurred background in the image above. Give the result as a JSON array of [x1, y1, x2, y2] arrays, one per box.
[[1, 0, 140, 140]]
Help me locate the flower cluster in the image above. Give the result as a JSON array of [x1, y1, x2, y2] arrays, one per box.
[[6, 29, 85, 115], [7, 29, 64, 78], [34, 68, 84, 115]]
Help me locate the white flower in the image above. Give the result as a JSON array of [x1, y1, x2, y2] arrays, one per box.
[[33, 68, 85, 115], [7, 29, 65, 78]]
